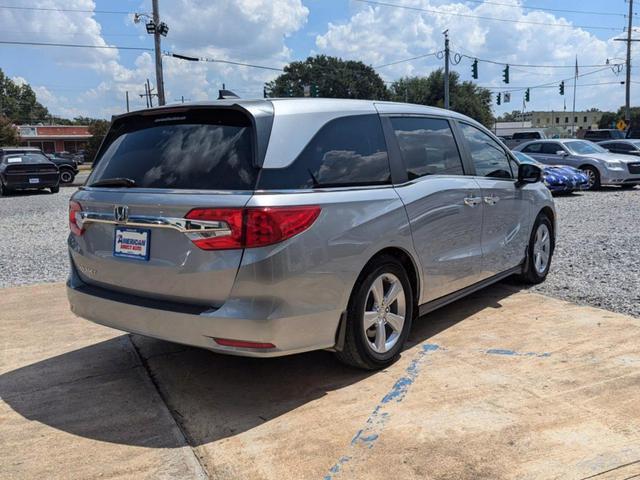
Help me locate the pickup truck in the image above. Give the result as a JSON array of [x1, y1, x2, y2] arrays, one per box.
[[503, 130, 546, 149]]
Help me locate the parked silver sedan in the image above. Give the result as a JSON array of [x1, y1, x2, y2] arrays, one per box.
[[514, 139, 640, 190], [67, 99, 556, 369]]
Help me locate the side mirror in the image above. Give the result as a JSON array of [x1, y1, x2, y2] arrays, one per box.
[[556, 150, 567, 156], [517, 163, 542, 186]]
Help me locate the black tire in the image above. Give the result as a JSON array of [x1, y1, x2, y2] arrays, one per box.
[[580, 165, 600, 190], [518, 213, 555, 285], [59, 170, 75, 184], [335, 255, 414, 370], [0, 182, 4, 197], [50, 185, 60, 194]]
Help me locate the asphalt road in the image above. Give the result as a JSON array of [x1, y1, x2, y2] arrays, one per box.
[[0, 186, 638, 316]]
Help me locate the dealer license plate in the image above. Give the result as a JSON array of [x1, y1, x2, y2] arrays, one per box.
[[114, 227, 150, 261]]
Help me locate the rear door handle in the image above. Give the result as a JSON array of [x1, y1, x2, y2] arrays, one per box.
[[464, 196, 482, 207], [484, 195, 500, 205]]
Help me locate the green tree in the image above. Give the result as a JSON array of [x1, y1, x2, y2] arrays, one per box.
[[0, 116, 19, 146], [598, 111, 617, 129], [0, 69, 49, 124], [265, 55, 388, 100], [389, 69, 493, 127], [85, 119, 111, 164]]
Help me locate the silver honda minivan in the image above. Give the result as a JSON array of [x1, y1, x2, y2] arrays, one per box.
[[67, 99, 555, 369]]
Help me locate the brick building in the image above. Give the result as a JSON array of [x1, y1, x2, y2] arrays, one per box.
[[17, 125, 91, 154]]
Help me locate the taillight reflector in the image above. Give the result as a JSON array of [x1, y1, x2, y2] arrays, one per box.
[[213, 338, 276, 349], [69, 200, 84, 236], [185, 206, 320, 250]]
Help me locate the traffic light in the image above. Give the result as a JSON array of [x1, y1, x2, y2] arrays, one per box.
[[496, 93, 501, 105], [263, 87, 268, 99], [311, 84, 320, 97], [471, 59, 478, 79], [502, 65, 509, 84], [525, 88, 530, 102], [287, 83, 294, 97], [559, 81, 565, 95]]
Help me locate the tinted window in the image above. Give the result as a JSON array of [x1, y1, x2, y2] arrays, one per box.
[[541, 143, 563, 155], [607, 142, 632, 151], [460, 123, 512, 179], [89, 109, 257, 190], [513, 131, 540, 139], [3, 152, 51, 164], [521, 143, 542, 153], [390, 117, 463, 179], [258, 115, 390, 189]]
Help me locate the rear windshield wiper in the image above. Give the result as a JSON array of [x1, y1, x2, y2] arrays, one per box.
[[89, 177, 136, 188]]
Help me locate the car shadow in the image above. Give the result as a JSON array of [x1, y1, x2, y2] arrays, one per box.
[[0, 283, 518, 449], [0, 189, 57, 198]]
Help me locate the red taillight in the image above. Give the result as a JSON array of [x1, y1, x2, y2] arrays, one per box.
[[185, 206, 321, 251], [69, 200, 84, 236], [213, 338, 276, 349], [245, 206, 321, 248], [185, 208, 244, 250]]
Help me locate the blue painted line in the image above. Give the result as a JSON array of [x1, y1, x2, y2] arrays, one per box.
[[324, 343, 440, 479], [485, 348, 550, 358]]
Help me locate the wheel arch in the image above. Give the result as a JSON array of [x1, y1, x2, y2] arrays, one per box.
[[359, 246, 421, 309]]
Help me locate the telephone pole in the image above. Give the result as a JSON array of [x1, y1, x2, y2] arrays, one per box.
[[152, 0, 166, 105], [443, 29, 450, 110], [615, 0, 637, 126]]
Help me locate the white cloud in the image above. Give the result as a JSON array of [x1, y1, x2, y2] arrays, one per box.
[[4, 0, 308, 118], [315, 0, 629, 113]]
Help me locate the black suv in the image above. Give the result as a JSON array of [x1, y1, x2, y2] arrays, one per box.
[[0, 147, 60, 196], [46, 152, 79, 183]]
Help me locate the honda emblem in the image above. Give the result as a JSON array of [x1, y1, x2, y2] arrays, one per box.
[[114, 205, 129, 222]]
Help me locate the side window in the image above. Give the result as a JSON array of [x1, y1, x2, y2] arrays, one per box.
[[257, 115, 390, 189], [522, 143, 542, 153], [541, 143, 562, 155], [614, 143, 632, 151], [389, 117, 464, 179], [459, 123, 513, 179]]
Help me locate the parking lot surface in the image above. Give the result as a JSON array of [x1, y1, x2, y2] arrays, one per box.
[[2, 282, 639, 479]]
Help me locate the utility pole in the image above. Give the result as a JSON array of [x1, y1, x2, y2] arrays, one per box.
[[443, 29, 450, 110], [152, 0, 166, 105], [147, 78, 154, 108], [125, 91, 130, 112], [572, 56, 577, 137], [615, 0, 637, 126]]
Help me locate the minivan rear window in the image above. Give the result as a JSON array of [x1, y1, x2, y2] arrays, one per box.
[[90, 109, 257, 190]]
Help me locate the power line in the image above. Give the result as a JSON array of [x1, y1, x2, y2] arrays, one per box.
[[374, 52, 438, 68], [0, 4, 131, 15], [460, 0, 628, 17], [455, 52, 622, 69], [480, 81, 625, 90], [167, 52, 284, 71], [353, 0, 623, 32], [0, 40, 153, 51], [481, 66, 620, 93]]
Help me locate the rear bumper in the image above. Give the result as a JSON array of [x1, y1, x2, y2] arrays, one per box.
[[3, 176, 59, 189], [66, 265, 341, 358]]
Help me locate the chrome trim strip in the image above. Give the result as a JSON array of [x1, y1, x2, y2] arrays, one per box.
[[78, 211, 232, 236]]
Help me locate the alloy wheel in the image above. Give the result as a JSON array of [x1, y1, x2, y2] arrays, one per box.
[[363, 273, 406, 354], [533, 223, 551, 274], [582, 168, 596, 189]]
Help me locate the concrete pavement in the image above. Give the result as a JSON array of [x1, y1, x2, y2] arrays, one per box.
[[1, 282, 639, 479]]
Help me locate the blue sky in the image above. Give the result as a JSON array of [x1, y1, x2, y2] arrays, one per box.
[[0, 0, 635, 119]]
